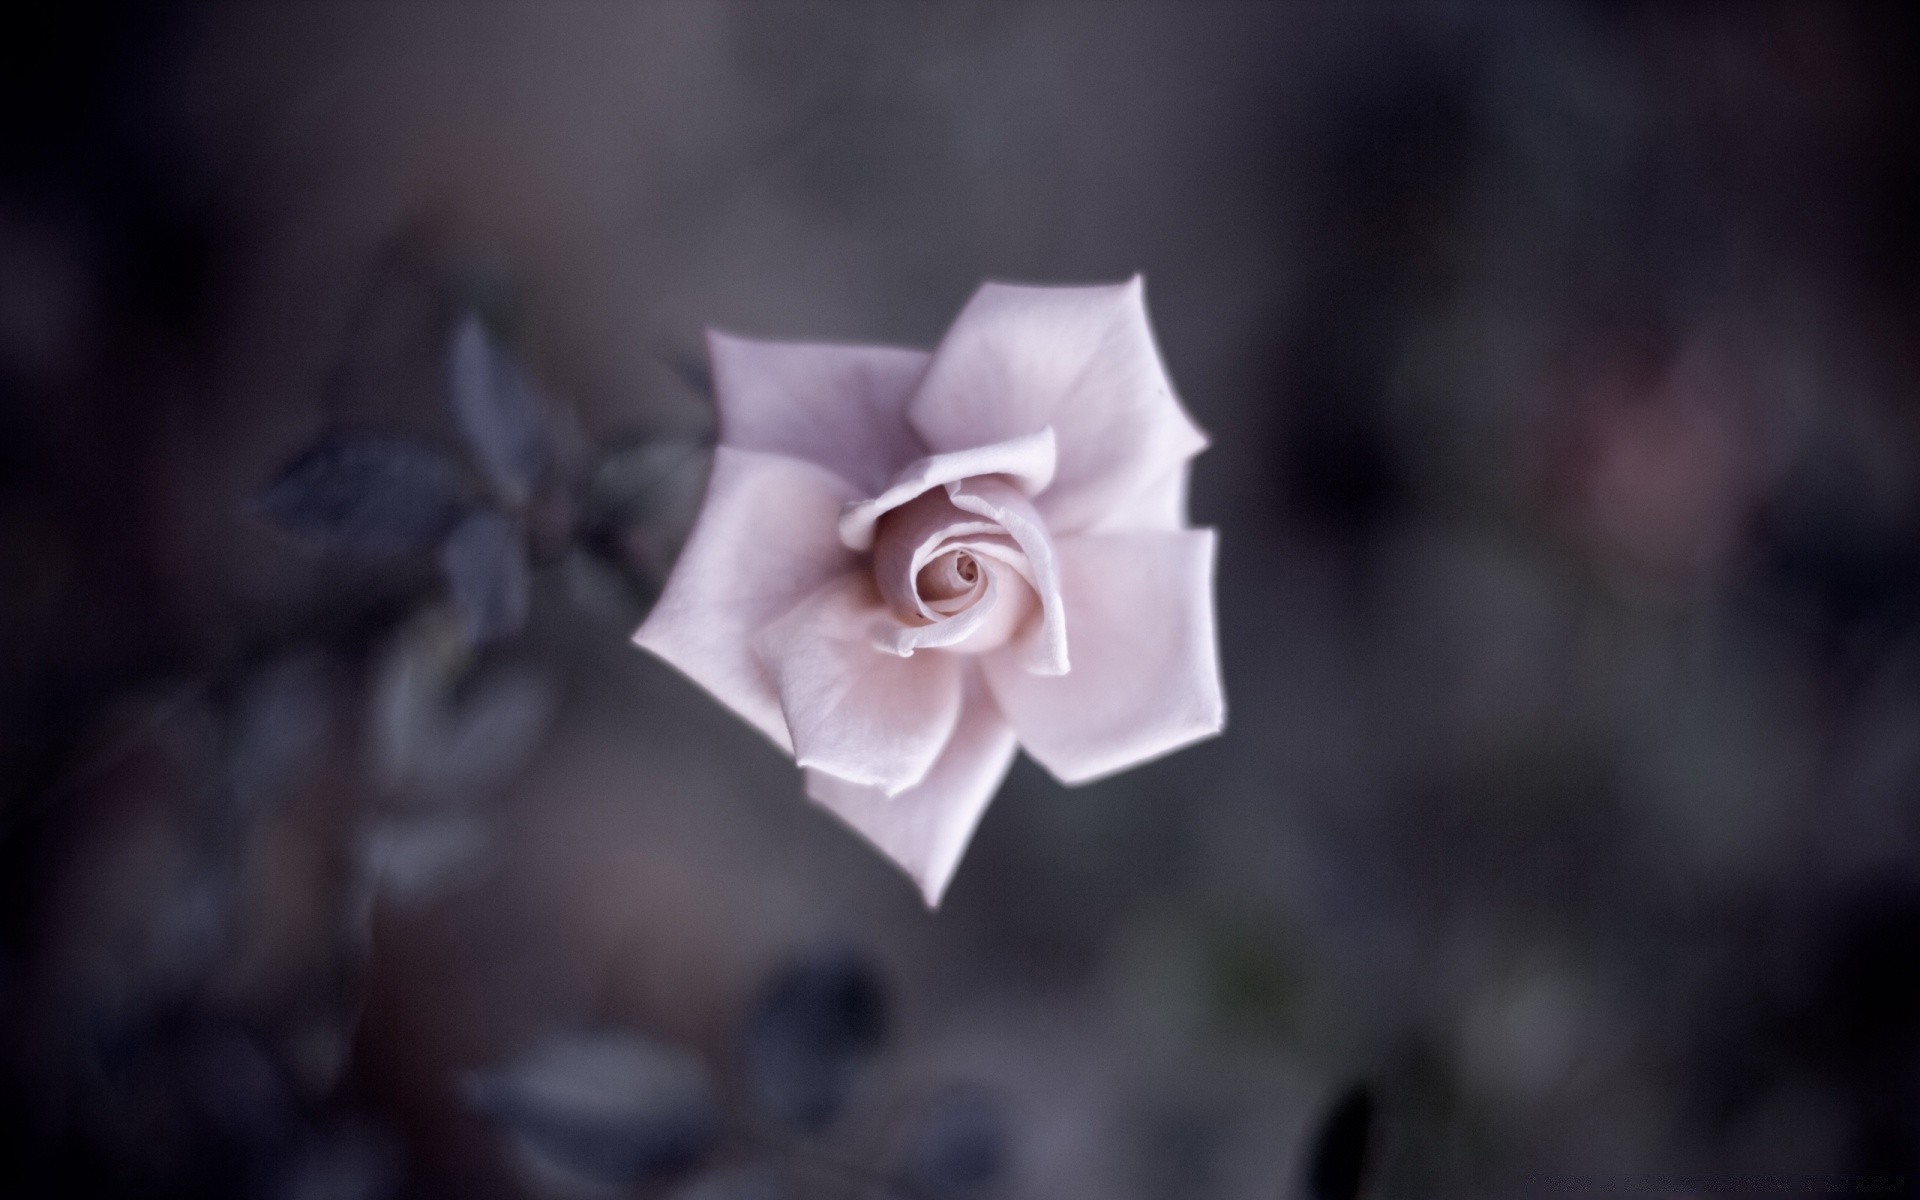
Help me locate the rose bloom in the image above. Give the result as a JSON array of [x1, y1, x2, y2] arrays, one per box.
[[636, 279, 1224, 904]]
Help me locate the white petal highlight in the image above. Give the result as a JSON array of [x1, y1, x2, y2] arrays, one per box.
[[907, 278, 1208, 537], [707, 332, 931, 495], [634, 447, 861, 752], [755, 574, 965, 796], [838, 428, 1057, 552], [983, 529, 1223, 784], [805, 675, 1018, 907]]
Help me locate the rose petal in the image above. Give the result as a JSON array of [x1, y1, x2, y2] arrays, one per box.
[[877, 558, 1039, 659], [756, 574, 965, 796], [946, 534, 1036, 592], [876, 566, 1000, 656], [907, 277, 1209, 537], [838, 428, 1057, 552], [983, 529, 1223, 784], [805, 675, 1018, 907], [872, 503, 1042, 658], [870, 488, 999, 621], [947, 476, 1068, 675], [635, 447, 860, 752], [917, 550, 984, 611], [707, 332, 931, 495], [1091, 459, 1190, 533]]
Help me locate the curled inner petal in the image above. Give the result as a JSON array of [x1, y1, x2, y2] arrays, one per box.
[[869, 487, 1044, 658], [874, 564, 1002, 657], [839, 428, 1057, 551], [872, 490, 998, 622], [945, 475, 1069, 675], [918, 550, 983, 613]]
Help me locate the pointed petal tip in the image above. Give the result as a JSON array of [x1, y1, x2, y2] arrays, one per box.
[[1042, 717, 1224, 788], [1033, 651, 1070, 677], [701, 325, 775, 361], [916, 875, 951, 910], [801, 769, 957, 905], [802, 688, 1017, 912], [902, 837, 960, 909], [630, 600, 678, 653], [792, 753, 928, 800]]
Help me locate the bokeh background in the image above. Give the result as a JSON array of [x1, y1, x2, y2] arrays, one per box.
[[5, 4, 1920, 1198]]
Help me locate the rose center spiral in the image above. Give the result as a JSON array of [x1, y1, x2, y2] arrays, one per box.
[[865, 486, 1043, 657], [916, 549, 982, 613]]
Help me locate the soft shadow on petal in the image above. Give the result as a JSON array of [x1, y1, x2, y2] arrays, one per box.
[[838, 428, 1056, 552], [635, 448, 861, 752], [907, 278, 1209, 537], [708, 332, 931, 495], [983, 529, 1223, 784], [946, 476, 1068, 675], [806, 674, 1018, 907], [757, 574, 965, 796]]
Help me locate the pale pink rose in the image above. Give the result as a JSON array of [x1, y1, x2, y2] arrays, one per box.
[[635, 279, 1225, 905]]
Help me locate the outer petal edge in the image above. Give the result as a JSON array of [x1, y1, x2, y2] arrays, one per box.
[[805, 675, 1018, 906], [984, 528, 1224, 784], [634, 447, 862, 753]]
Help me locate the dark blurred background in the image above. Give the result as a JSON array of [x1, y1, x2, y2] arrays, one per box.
[[5, 4, 1920, 1198]]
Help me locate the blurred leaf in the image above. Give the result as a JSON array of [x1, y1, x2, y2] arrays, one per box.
[[450, 314, 551, 506], [899, 1085, 1009, 1198], [589, 437, 709, 520], [587, 437, 711, 585], [440, 509, 531, 646], [367, 615, 463, 793], [445, 259, 523, 337], [740, 950, 888, 1133], [562, 545, 650, 630], [1302, 1084, 1373, 1200], [355, 813, 491, 905], [466, 1029, 719, 1189], [427, 666, 555, 797], [368, 617, 556, 801], [254, 434, 467, 555]]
